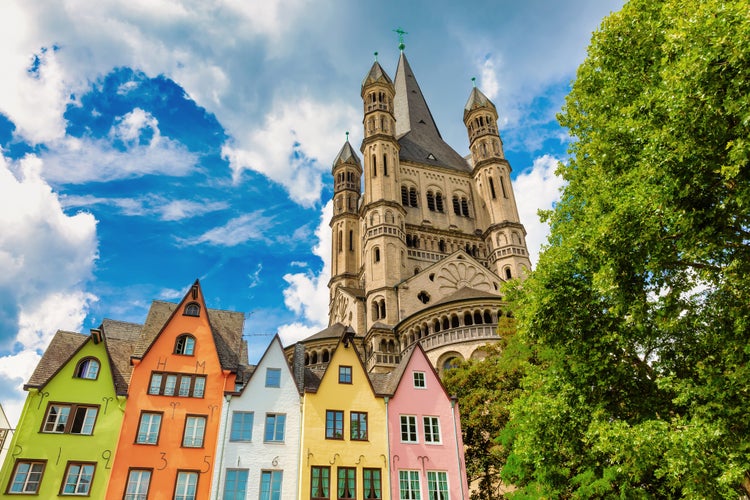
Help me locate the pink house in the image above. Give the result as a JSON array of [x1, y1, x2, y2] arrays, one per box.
[[387, 344, 470, 500]]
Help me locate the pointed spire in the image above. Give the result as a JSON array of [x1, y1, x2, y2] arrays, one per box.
[[464, 85, 497, 121], [333, 139, 361, 168], [361, 58, 393, 88]]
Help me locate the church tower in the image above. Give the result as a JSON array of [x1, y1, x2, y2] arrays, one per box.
[[464, 83, 532, 279], [292, 41, 533, 376]]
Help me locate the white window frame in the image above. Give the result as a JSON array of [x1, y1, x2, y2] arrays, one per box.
[[398, 470, 421, 500], [427, 471, 449, 500], [413, 371, 426, 388], [423, 416, 441, 444], [136, 412, 162, 445], [182, 415, 206, 448], [400, 415, 418, 443]]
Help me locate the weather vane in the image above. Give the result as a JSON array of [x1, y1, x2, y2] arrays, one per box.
[[393, 27, 408, 51], [374, 51, 378, 62], [471, 77, 477, 88], [345, 131, 349, 142]]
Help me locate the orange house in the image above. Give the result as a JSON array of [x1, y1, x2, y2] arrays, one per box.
[[106, 281, 246, 500]]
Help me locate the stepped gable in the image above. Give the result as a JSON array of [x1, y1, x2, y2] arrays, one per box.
[[24, 330, 88, 389], [393, 52, 471, 172]]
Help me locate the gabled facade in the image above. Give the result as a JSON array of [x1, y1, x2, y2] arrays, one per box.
[[300, 333, 390, 499], [0, 325, 136, 498], [211, 335, 301, 499], [106, 281, 244, 500], [387, 345, 469, 500]]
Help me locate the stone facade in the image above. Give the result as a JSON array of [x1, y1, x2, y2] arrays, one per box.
[[294, 48, 531, 374]]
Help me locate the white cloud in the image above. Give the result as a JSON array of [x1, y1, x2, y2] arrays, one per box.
[[513, 154, 566, 266], [39, 109, 198, 184], [478, 54, 501, 101], [63, 194, 228, 221], [181, 211, 276, 247], [0, 153, 98, 423], [222, 98, 360, 207], [278, 200, 332, 343]]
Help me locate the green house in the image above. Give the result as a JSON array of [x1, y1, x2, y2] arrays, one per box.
[[0, 321, 139, 498]]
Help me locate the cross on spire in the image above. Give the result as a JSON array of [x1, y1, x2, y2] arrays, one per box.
[[393, 27, 408, 51]]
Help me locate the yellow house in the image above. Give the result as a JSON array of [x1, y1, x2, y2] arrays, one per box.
[[299, 329, 390, 499]]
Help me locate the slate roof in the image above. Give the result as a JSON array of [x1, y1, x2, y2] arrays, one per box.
[[25, 330, 88, 389], [464, 86, 496, 120], [430, 286, 502, 308], [332, 141, 362, 170], [339, 286, 365, 299], [361, 60, 393, 88], [132, 300, 247, 372], [101, 319, 143, 395], [299, 323, 363, 343], [393, 52, 472, 173]]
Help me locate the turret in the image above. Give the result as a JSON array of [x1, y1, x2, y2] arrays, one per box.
[[329, 138, 362, 299], [464, 82, 532, 279]]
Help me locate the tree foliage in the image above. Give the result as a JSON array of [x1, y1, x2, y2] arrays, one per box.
[[442, 326, 529, 499], [501, 0, 750, 497]]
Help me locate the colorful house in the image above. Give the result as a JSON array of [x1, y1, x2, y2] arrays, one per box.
[[300, 329, 391, 500], [211, 335, 301, 499], [387, 344, 469, 500], [106, 281, 246, 500], [0, 320, 138, 498]]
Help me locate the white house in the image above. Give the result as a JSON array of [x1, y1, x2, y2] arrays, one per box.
[[211, 335, 302, 500]]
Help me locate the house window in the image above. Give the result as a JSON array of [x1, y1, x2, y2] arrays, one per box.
[[409, 188, 419, 207], [363, 469, 382, 499], [426, 191, 435, 211], [230, 411, 253, 441], [423, 416, 441, 444], [42, 404, 98, 435], [435, 192, 444, 212], [174, 335, 195, 355], [401, 186, 409, 206], [61, 462, 95, 495], [413, 371, 426, 388], [311, 466, 330, 500], [148, 372, 205, 398], [265, 368, 281, 388], [337, 467, 356, 500], [398, 470, 421, 500], [174, 471, 198, 500], [182, 415, 206, 448], [8, 460, 45, 494], [124, 469, 151, 500], [338, 366, 352, 384], [223, 469, 248, 500], [184, 302, 200, 317], [136, 412, 162, 445], [260, 470, 282, 500], [74, 358, 100, 379], [400, 415, 418, 443], [350, 412, 368, 441], [427, 471, 449, 500], [325, 410, 344, 439], [264, 414, 286, 442]]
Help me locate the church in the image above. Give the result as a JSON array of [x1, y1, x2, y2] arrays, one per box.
[[289, 44, 531, 375]]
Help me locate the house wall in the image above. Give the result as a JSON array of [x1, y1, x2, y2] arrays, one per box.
[[0, 339, 123, 499]]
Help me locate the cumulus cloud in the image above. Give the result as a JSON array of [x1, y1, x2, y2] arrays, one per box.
[[278, 200, 332, 344], [222, 98, 360, 207], [478, 54, 501, 101], [0, 153, 98, 424], [513, 154, 566, 266]]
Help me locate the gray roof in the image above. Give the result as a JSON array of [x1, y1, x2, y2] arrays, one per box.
[[430, 286, 502, 308], [332, 140, 361, 170], [299, 323, 363, 344], [393, 52, 472, 173], [101, 319, 142, 395], [25, 330, 88, 389], [464, 86, 496, 121], [361, 60, 393, 88]]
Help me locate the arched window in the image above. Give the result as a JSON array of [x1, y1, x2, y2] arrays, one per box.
[[464, 313, 473, 326], [374, 247, 381, 263], [484, 310, 492, 324], [461, 197, 470, 217], [338, 231, 343, 253], [383, 154, 388, 176], [474, 311, 482, 324], [442, 317, 450, 330], [322, 350, 330, 363], [379, 300, 386, 320], [489, 178, 497, 199], [372, 154, 377, 177], [426, 191, 435, 211], [380, 339, 387, 352], [505, 267, 512, 279], [311, 352, 318, 364], [349, 230, 354, 251], [409, 188, 418, 207], [438, 240, 445, 252], [184, 302, 200, 317], [175, 334, 196, 356], [388, 340, 395, 353], [435, 192, 444, 212], [443, 357, 459, 372], [401, 186, 409, 206], [451, 315, 459, 328], [452, 196, 461, 215], [433, 319, 441, 332], [74, 358, 100, 380]]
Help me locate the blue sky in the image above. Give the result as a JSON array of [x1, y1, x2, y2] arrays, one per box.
[[0, 0, 624, 424]]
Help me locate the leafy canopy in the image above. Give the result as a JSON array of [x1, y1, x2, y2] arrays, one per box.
[[502, 0, 750, 497]]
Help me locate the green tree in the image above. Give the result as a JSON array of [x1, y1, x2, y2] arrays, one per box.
[[502, 0, 750, 497], [442, 320, 529, 499]]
